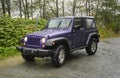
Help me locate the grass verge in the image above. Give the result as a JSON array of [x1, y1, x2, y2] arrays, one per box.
[[98, 27, 120, 38], [0, 46, 20, 60]]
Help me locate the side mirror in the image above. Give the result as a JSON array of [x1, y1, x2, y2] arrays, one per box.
[[75, 25, 80, 28], [80, 28, 85, 30], [74, 25, 80, 30]]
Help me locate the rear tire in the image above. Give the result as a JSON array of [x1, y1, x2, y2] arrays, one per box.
[[86, 38, 97, 55], [52, 45, 66, 67], [22, 53, 35, 61]]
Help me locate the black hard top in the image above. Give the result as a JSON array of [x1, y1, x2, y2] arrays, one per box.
[[52, 16, 94, 19]]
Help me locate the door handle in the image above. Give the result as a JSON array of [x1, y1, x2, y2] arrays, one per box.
[[73, 29, 76, 33], [80, 28, 85, 30]]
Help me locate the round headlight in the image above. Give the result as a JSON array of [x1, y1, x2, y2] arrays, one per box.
[[24, 37, 28, 42], [41, 38, 46, 43]]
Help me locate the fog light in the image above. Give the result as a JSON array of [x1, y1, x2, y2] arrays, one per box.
[[52, 41, 55, 45], [23, 43, 26, 45], [42, 44, 45, 48]]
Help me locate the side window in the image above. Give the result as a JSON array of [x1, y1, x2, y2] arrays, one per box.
[[86, 19, 95, 29], [74, 18, 82, 28]]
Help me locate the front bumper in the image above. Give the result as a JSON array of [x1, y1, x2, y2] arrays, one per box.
[[16, 46, 53, 57]]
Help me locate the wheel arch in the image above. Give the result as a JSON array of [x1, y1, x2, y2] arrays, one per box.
[[45, 37, 71, 52], [86, 32, 100, 45]]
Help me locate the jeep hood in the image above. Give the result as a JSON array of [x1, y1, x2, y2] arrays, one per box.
[[27, 29, 70, 38]]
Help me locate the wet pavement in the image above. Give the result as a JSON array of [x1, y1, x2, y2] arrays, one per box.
[[0, 38, 120, 78]]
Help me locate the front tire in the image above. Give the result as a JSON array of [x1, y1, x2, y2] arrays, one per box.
[[52, 45, 66, 67], [22, 53, 35, 61], [86, 38, 97, 55]]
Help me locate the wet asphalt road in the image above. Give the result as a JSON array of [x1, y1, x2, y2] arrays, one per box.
[[0, 38, 120, 78]]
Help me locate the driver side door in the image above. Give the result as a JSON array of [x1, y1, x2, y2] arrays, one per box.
[[72, 18, 86, 48]]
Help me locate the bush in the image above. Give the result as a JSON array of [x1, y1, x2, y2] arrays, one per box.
[[0, 46, 20, 60], [0, 15, 46, 60], [98, 26, 119, 38], [0, 15, 47, 47]]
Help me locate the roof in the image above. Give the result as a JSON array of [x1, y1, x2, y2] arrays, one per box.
[[52, 16, 94, 19]]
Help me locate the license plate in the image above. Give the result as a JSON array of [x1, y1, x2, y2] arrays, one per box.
[[23, 49, 33, 53]]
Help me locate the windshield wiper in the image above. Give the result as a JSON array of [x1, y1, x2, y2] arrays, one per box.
[[52, 21, 62, 30], [57, 21, 62, 28]]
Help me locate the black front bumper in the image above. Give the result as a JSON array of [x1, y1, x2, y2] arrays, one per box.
[[16, 46, 53, 57]]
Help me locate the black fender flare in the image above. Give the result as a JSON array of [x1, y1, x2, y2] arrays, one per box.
[[45, 37, 71, 50], [86, 32, 100, 45]]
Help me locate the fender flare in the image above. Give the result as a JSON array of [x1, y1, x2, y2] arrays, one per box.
[[45, 37, 71, 49], [86, 32, 99, 45]]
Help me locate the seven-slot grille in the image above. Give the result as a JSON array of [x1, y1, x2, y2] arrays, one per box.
[[27, 37, 41, 46]]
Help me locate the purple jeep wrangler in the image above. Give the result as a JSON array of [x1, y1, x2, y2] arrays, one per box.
[[17, 16, 100, 67]]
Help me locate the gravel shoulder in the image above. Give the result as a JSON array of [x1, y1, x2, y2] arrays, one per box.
[[0, 38, 120, 78]]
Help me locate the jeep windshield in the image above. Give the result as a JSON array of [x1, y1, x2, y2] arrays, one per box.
[[46, 18, 72, 28]]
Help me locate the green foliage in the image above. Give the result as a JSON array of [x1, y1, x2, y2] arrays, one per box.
[[0, 46, 20, 60], [0, 15, 47, 47], [0, 15, 46, 60], [97, 0, 120, 33], [98, 26, 119, 38]]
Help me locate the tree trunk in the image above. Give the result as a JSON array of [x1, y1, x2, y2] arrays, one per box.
[[25, 0, 29, 18], [56, 0, 59, 17], [22, 0, 26, 18], [114, 0, 119, 34], [72, 0, 76, 16], [95, 0, 99, 21], [43, 0, 46, 18], [6, 0, 11, 17], [88, 0, 91, 16], [38, 0, 42, 18], [1, 0, 6, 15], [86, 0, 88, 15], [31, 0, 33, 19], [19, 0, 22, 18], [62, 0, 65, 16]]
